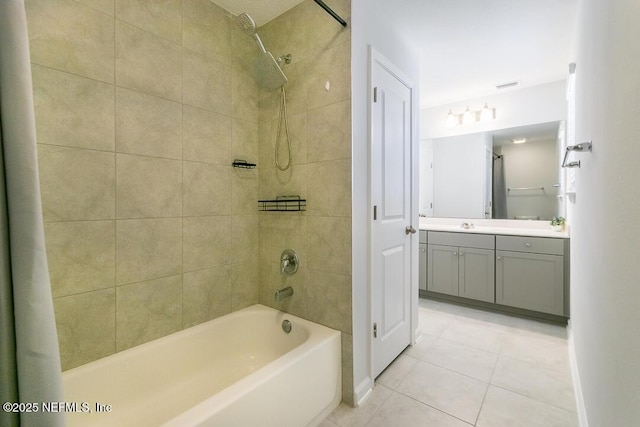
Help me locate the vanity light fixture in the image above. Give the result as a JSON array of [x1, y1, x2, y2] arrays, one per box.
[[513, 138, 527, 144], [445, 103, 496, 127]]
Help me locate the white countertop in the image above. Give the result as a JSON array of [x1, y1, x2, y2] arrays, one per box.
[[419, 218, 570, 239]]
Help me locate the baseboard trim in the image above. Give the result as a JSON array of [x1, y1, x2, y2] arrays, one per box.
[[354, 377, 373, 407], [568, 321, 589, 427]]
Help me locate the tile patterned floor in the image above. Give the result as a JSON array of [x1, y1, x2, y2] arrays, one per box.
[[321, 298, 579, 427]]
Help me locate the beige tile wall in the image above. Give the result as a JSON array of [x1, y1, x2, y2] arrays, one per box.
[[257, 0, 353, 405], [27, 0, 354, 405], [27, 0, 260, 370]]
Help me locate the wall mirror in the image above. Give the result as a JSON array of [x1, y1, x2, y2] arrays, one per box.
[[420, 121, 563, 220]]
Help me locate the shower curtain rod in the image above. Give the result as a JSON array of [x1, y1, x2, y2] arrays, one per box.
[[313, 0, 348, 27]]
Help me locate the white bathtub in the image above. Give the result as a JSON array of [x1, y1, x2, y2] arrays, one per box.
[[62, 304, 342, 426]]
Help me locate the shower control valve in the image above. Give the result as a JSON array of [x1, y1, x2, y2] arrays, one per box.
[[280, 249, 299, 275]]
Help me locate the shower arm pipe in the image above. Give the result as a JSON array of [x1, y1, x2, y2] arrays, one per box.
[[313, 0, 348, 27]]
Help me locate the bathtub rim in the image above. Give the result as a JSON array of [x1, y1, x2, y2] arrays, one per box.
[[62, 304, 342, 426]]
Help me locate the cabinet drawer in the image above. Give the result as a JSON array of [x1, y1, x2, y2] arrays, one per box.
[[419, 230, 427, 244], [496, 235, 564, 255], [428, 231, 494, 250]]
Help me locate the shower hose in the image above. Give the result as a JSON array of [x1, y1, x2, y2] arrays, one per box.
[[276, 85, 292, 171]]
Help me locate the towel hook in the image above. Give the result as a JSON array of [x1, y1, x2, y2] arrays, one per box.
[[561, 141, 592, 168]]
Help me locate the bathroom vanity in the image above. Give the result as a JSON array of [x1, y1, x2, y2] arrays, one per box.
[[419, 219, 570, 322]]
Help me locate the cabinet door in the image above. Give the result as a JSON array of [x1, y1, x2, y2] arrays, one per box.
[[459, 247, 495, 303], [419, 243, 427, 291], [496, 251, 564, 315], [427, 244, 458, 296]]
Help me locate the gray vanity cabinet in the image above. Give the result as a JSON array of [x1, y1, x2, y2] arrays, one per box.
[[419, 231, 427, 291], [427, 244, 459, 296], [495, 236, 565, 316], [459, 247, 495, 302], [427, 232, 495, 303]]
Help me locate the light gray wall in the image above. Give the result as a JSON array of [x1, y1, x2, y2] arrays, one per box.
[[570, 0, 640, 425]]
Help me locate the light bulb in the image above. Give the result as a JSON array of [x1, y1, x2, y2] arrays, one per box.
[[480, 103, 493, 121], [462, 106, 474, 125], [446, 110, 456, 127]]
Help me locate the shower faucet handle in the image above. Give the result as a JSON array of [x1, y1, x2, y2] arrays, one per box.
[[280, 249, 299, 275]]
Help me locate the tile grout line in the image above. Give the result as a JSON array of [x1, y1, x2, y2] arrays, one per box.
[[490, 383, 579, 414], [390, 390, 475, 426]]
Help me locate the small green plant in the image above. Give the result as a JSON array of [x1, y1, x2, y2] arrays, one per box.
[[550, 216, 566, 226]]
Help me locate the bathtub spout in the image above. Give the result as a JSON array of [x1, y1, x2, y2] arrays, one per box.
[[274, 286, 294, 301]]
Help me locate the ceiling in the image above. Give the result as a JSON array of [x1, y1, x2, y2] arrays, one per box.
[[212, 0, 305, 26], [212, 0, 577, 109], [491, 121, 560, 147]]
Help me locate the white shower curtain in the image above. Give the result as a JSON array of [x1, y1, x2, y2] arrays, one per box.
[[0, 1, 65, 426]]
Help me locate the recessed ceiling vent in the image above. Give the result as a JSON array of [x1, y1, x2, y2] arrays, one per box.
[[496, 80, 520, 90]]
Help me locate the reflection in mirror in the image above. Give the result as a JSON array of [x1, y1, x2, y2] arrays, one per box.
[[420, 121, 562, 220]]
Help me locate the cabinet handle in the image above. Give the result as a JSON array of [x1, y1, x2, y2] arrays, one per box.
[[459, 252, 464, 257], [525, 242, 531, 247], [497, 256, 502, 260], [421, 248, 426, 253], [453, 251, 458, 256]]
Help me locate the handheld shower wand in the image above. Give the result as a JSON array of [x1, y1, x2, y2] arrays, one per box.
[[236, 13, 267, 54]]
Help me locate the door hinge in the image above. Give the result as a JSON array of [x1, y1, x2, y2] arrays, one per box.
[[373, 322, 378, 338], [373, 205, 377, 220], [373, 87, 378, 103]]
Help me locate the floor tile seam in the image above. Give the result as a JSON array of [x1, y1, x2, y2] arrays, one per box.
[[414, 331, 440, 345], [488, 384, 579, 414], [437, 334, 503, 355], [431, 334, 503, 358], [379, 354, 420, 390], [488, 376, 577, 412], [493, 352, 575, 381], [503, 329, 570, 346], [478, 350, 504, 425], [414, 359, 491, 387], [387, 390, 475, 427], [411, 354, 496, 384], [360, 385, 395, 426], [404, 337, 438, 359], [473, 380, 492, 426], [495, 355, 574, 379]]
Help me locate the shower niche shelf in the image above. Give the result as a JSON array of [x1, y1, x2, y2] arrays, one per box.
[[258, 195, 306, 212], [232, 159, 256, 169]]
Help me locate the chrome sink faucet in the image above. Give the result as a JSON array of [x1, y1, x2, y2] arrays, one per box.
[[461, 222, 475, 229]]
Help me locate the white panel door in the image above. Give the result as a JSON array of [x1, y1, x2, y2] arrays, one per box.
[[371, 51, 413, 379]]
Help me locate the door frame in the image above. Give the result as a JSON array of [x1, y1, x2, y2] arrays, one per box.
[[368, 46, 419, 382]]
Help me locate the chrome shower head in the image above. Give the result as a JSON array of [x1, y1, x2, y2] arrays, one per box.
[[236, 12, 266, 54], [236, 12, 257, 36], [235, 12, 287, 90]]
